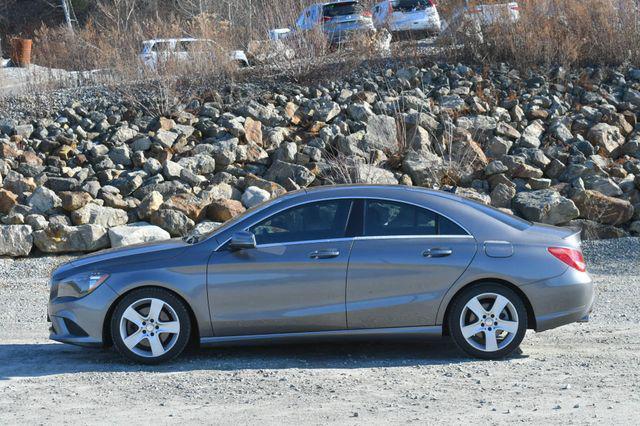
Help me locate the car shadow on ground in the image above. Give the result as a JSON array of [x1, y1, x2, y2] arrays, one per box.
[[0, 339, 528, 380]]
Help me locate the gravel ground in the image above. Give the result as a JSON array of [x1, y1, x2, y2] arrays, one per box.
[[0, 238, 638, 424]]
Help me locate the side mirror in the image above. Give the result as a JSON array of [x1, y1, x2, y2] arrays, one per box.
[[228, 231, 257, 251]]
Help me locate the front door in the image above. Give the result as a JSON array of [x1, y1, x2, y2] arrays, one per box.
[[207, 199, 354, 336], [346, 199, 477, 329]]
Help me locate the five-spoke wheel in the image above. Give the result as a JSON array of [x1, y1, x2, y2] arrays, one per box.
[[111, 288, 191, 364], [449, 283, 527, 359]]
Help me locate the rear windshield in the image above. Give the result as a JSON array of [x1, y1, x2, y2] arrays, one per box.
[[323, 2, 362, 17], [394, 0, 433, 12], [463, 198, 533, 231]]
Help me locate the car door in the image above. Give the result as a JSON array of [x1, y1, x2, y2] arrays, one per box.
[[207, 199, 355, 336], [346, 199, 477, 329]]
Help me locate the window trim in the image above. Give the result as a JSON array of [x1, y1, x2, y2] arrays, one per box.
[[215, 196, 472, 251]]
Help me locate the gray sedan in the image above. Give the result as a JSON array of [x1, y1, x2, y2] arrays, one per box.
[[48, 185, 594, 364]]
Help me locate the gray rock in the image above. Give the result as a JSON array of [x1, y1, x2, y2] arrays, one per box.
[[241, 186, 271, 208], [33, 224, 110, 253], [513, 189, 580, 225], [150, 209, 194, 237], [355, 164, 397, 184], [27, 186, 62, 215], [402, 150, 446, 187], [137, 191, 163, 220], [264, 160, 315, 188], [154, 129, 179, 149], [587, 123, 625, 157], [490, 183, 516, 208], [71, 203, 129, 227], [517, 120, 545, 149], [310, 99, 341, 122], [362, 115, 398, 152], [108, 222, 171, 248], [0, 225, 33, 256]]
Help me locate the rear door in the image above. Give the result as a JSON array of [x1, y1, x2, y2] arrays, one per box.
[[346, 199, 477, 329], [207, 199, 355, 336]]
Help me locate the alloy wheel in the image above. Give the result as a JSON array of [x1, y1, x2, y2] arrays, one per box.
[[458, 292, 519, 353], [118, 297, 181, 358]]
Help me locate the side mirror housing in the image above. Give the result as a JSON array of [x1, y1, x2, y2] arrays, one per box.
[[228, 231, 257, 251]]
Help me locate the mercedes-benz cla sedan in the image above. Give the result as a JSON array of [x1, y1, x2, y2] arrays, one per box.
[[48, 185, 594, 364]]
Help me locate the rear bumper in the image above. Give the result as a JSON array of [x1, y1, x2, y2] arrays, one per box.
[[522, 267, 595, 332], [389, 19, 441, 33]]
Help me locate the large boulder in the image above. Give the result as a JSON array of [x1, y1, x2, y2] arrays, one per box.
[[402, 150, 446, 187], [71, 204, 129, 227], [513, 189, 580, 225], [150, 209, 194, 237], [0, 189, 18, 215], [264, 161, 315, 188], [241, 186, 271, 209], [355, 164, 397, 184], [572, 190, 635, 225], [0, 225, 33, 256], [587, 123, 625, 157], [207, 199, 246, 222], [108, 222, 171, 248], [27, 186, 62, 215], [362, 115, 398, 152], [60, 191, 93, 212], [33, 224, 110, 253], [161, 193, 209, 221]]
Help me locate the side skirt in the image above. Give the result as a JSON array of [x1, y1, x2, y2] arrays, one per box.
[[200, 326, 443, 347]]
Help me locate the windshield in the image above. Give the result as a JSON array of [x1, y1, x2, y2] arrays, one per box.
[[394, 0, 432, 12], [323, 2, 362, 17]]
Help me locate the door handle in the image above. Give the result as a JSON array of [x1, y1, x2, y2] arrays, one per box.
[[309, 249, 340, 259], [423, 248, 453, 258]]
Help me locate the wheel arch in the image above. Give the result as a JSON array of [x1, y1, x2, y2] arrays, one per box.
[[440, 278, 537, 335], [102, 285, 200, 348]]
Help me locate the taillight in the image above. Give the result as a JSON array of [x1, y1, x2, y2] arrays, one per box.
[[548, 247, 586, 272], [323, 16, 332, 22], [362, 11, 372, 17], [510, 5, 520, 11]]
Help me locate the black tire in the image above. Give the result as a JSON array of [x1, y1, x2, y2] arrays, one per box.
[[448, 283, 527, 360], [110, 287, 191, 365]]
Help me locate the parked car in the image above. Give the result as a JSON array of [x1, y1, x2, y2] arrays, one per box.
[[295, 1, 375, 44], [139, 38, 249, 70], [48, 185, 594, 364], [372, 0, 441, 38], [443, 1, 519, 41]]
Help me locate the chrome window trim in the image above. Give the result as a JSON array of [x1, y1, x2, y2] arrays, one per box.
[[252, 237, 355, 249], [215, 195, 473, 251], [354, 235, 474, 241]]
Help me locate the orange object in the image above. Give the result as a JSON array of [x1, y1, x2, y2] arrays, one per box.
[[10, 38, 33, 67]]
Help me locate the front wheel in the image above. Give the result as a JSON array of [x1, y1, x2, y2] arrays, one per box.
[[111, 288, 191, 364], [448, 283, 527, 360]]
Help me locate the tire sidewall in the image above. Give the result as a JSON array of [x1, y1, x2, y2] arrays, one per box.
[[448, 283, 528, 360], [110, 287, 191, 364]]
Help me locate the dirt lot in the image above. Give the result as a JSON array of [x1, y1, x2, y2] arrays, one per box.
[[0, 238, 638, 424]]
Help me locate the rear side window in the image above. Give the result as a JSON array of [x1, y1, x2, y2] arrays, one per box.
[[393, 0, 433, 12], [249, 200, 353, 245], [364, 200, 468, 237]]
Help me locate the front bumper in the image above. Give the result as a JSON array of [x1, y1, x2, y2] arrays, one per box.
[[522, 267, 595, 332], [48, 281, 120, 347]]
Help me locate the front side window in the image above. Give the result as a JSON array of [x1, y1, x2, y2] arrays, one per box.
[[249, 200, 353, 245], [364, 200, 468, 237]]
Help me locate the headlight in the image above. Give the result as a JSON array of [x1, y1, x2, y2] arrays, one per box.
[[53, 273, 110, 299]]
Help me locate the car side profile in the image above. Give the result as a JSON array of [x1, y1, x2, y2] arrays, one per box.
[[48, 185, 594, 364]]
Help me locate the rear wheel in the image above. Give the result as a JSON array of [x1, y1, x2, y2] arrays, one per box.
[[448, 283, 527, 360], [111, 288, 191, 364]]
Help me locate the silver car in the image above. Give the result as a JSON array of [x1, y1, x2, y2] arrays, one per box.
[[48, 185, 594, 364]]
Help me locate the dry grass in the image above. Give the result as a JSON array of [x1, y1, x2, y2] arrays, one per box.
[[442, 0, 640, 68]]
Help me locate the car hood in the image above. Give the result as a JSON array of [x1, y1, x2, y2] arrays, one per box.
[[64, 238, 189, 271]]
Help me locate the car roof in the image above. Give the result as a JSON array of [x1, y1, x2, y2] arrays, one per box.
[[302, 184, 466, 202]]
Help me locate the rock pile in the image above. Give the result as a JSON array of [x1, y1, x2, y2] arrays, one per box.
[[1, 62, 640, 256]]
